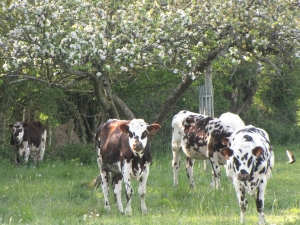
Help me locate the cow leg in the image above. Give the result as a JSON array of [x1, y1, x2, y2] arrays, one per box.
[[100, 169, 111, 211], [234, 180, 247, 224], [256, 180, 267, 225], [32, 151, 39, 166], [172, 145, 181, 187], [23, 142, 30, 164], [209, 153, 221, 189], [186, 157, 195, 188], [112, 173, 124, 213], [15, 146, 21, 165], [123, 163, 134, 216], [39, 131, 47, 161], [138, 164, 150, 214]]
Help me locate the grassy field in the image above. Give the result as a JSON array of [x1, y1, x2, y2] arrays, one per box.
[[0, 144, 299, 225]]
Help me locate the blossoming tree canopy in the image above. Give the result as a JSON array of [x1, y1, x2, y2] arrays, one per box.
[[1, 0, 299, 121]]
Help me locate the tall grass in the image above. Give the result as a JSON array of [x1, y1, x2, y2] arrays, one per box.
[[0, 144, 299, 224]]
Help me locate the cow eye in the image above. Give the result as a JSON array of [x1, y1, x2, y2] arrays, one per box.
[[128, 131, 133, 138], [141, 131, 147, 139], [18, 129, 22, 132]]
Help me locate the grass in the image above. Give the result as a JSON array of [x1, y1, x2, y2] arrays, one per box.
[[0, 144, 299, 224]]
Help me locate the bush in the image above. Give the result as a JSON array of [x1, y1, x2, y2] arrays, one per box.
[[46, 143, 96, 165]]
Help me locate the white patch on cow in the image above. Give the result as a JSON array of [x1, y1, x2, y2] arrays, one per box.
[[12, 122, 25, 144], [127, 119, 148, 153], [219, 112, 245, 132]]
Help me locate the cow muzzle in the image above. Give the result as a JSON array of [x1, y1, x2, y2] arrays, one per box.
[[13, 137, 21, 144], [237, 170, 250, 181], [132, 141, 143, 152]]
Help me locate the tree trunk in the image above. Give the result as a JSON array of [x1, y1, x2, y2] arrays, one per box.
[[90, 74, 120, 119], [112, 93, 135, 119]]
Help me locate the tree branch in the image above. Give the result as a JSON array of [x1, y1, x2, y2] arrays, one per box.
[[152, 47, 222, 125]]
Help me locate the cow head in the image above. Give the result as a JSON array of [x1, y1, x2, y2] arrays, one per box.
[[221, 139, 264, 181], [9, 122, 28, 145], [119, 119, 161, 153]]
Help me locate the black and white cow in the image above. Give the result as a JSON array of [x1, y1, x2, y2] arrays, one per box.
[[171, 110, 244, 189], [95, 119, 161, 215], [221, 125, 274, 224], [10, 121, 47, 165]]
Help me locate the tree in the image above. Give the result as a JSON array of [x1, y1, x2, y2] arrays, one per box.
[[1, 0, 299, 128]]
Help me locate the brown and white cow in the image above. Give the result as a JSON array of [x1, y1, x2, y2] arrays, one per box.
[[221, 125, 274, 225], [171, 110, 244, 189], [10, 121, 47, 165], [95, 119, 161, 215]]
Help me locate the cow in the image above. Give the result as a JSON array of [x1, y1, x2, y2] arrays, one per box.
[[9, 121, 47, 166], [219, 112, 245, 132], [171, 110, 244, 189], [95, 119, 161, 215], [221, 125, 274, 225]]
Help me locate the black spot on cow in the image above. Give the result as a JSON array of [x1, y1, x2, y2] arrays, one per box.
[[247, 157, 253, 168], [243, 134, 253, 142]]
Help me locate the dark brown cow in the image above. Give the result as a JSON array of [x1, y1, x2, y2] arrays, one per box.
[[10, 121, 47, 165], [95, 119, 161, 215]]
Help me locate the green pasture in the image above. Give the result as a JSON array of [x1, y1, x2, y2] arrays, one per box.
[[0, 144, 299, 225]]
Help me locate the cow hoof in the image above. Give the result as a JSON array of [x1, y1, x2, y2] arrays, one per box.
[[125, 208, 132, 216], [141, 209, 148, 215]]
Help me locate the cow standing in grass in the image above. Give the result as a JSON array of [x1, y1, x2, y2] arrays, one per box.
[[95, 119, 161, 215], [171, 110, 244, 189], [10, 121, 47, 165], [221, 125, 274, 224]]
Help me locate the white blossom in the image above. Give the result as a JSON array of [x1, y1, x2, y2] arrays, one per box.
[[158, 51, 164, 58], [3, 62, 9, 71], [186, 60, 192, 67], [120, 66, 128, 71]]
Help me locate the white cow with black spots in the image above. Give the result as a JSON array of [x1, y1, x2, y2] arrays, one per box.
[[171, 110, 244, 189], [221, 125, 274, 225]]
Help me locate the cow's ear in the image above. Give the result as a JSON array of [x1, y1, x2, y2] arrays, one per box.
[[119, 123, 130, 133], [9, 124, 13, 128], [221, 147, 233, 160], [221, 137, 229, 146], [253, 147, 264, 157], [23, 122, 29, 129], [147, 124, 161, 134]]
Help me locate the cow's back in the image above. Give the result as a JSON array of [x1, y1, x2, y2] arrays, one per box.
[[25, 121, 46, 147], [219, 112, 245, 131], [99, 120, 129, 167], [172, 110, 207, 146]]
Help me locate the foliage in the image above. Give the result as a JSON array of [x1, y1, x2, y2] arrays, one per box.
[[0, 143, 299, 224], [46, 143, 96, 165], [1, 0, 299, 97], [0, 0, 300, 144]]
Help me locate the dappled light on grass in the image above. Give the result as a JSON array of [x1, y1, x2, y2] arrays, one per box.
[[0, 144, 299, 224]]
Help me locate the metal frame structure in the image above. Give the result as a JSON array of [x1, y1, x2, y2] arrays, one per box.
[[197, 85, 214, 118]]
